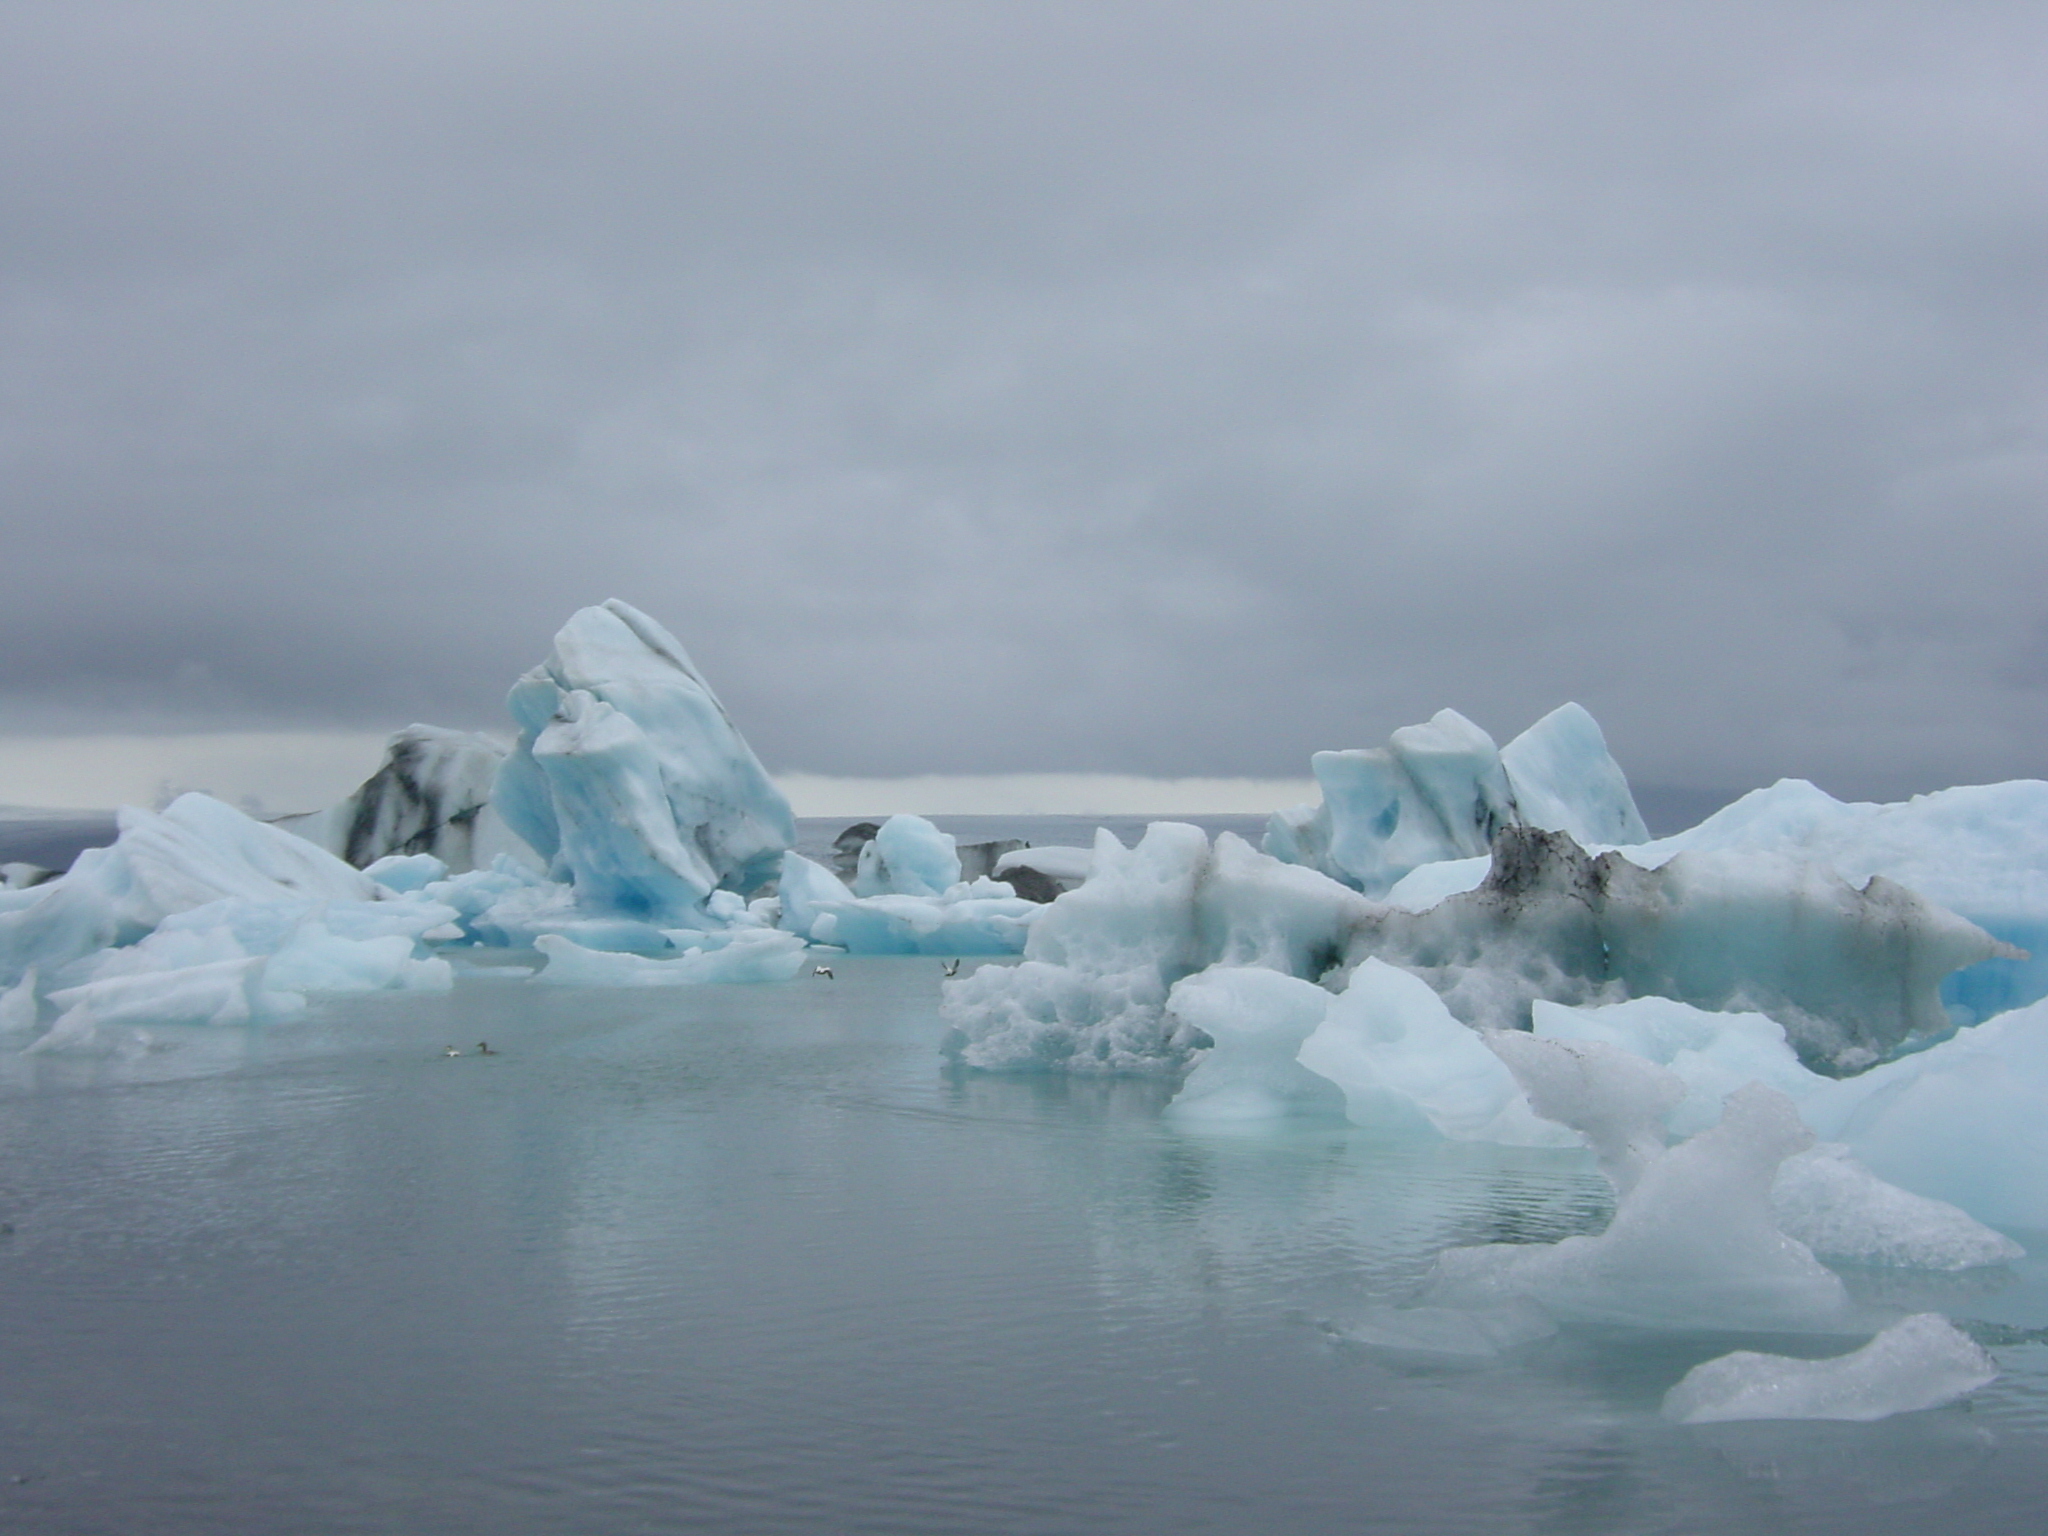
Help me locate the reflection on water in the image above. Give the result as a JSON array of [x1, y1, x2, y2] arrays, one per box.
[[3, 955, 2046, 1534]]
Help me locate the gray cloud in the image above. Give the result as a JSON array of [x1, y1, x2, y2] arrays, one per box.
[[3, 1, 2044, 800]]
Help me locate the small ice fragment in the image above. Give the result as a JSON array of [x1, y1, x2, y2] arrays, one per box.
[[1662, 1314, 1997, 1423]]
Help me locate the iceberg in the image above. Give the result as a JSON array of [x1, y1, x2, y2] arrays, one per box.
[[944, 817, 2002, 1076], [1530, 989, 2046, 1241], [1429, 1076, 1856, 1332], [276, 725, 525, 875], [1266, 703, 1647, 897], [1662, 1314, 1997, 1423], [1294, 960, 1569, 1144], [775, 826, 1044, 956], [492, 600, 795, 925], [1162, 966, 1346, 1124], [942, 824, 1375, 1073], [0, 793, 382, 990], [852, 815, 960, 897]]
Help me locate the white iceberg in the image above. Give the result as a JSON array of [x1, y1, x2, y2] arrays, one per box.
[[775, 832, 1044, 957], [1429, 1076, 1856, 1332], [1163, 966, 1346, 1124], [851, 815, 959, 898], [942, 824, 1374, 1073], [1530, 989, 2043, 1244], [1662, 1314, 1997, 1423], [1295, 960, 1569, 1144]]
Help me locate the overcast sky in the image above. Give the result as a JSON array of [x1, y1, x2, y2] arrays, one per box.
[[3, 1, 2043, 802]]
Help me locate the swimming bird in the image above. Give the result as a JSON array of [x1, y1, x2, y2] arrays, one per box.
[[814, 965, 835, 979], [442, 1046, 461, 1058], [942, 959, 961, 977], [477, 1041, 496, 1055]]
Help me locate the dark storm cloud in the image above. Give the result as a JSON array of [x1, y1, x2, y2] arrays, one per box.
[[2, 1, 2044, 799]]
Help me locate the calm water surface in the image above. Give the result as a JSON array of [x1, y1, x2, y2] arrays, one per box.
[[3, 957, 2046, 1534]]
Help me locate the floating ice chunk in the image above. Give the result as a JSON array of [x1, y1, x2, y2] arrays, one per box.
[[1529, 990, 2048, 1240], [275, 725, 521, 874], [263, 924, 452, 997], [533, 928, 807, 985], [1394, 827, 2011, 1068], [22, 1004, 105, 1056], [1662, 1314, 1996, 1423], [49, 956, 268, 1027], [1432, 1084, 1853, 1331], [1298, 961, 1569, 1144], [1163, 966, 1345, 1123], [0, 794, 382, 988], [494, 600, 794, 921], [814, 888, 1041, 956], [1268, 709, 1516, 896], [1498, 703, 1650, 847], [853, 815, 960, 898], [1486, 1031, 1684, 1190], [1772, 1144, 2023, 1271], [773, 852, 855, 943]]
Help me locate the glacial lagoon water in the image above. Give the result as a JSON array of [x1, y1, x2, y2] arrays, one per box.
[[6, 951, 2048, 1535]]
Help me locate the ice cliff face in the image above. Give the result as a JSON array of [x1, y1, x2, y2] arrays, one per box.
[[1266, 703, 1649, 897], [491, 600, 796, 923]]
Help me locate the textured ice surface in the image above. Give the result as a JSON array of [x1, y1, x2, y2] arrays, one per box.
[[1772, 1144, 2024, 1271], [493, 600, 795, 924], [1662, 1314, 1997, 1423], [1486, 1031, 1686, 1191], [1266, 703, 1647, 897], [1162, 966, 1346, 1123], [778, 845, 1040, 956], [1394, 827, 2010, 1067]]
